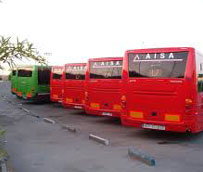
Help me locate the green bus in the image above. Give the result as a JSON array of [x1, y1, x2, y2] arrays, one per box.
[[16, 65, 51, 101], [11, 68, 18, 94]]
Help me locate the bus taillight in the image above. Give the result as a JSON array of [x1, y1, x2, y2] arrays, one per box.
[[185, 98, 193, 105], [27, 92, 32, 98], [85, 92, 89, 101], [185, 98, 193, 109], [121, 95, 126, 108]]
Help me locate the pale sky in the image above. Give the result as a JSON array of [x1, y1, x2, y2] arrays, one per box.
[[0, 0, 203, 68]]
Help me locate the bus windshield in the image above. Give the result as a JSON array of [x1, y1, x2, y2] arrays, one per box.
[[18, 68, 32, 77], [65, 66, 86, 80], [53, 68, 63, 79], [128, 52, 188, 78], [90, 60, 123, 79]]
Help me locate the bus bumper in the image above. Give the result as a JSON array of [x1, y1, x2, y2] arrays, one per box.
[[63, 103, 85, 110], [11, 88, 17, 94], [51, 97, 62, 103], [121, 116, 199, 133], [85, 107, 121, 118]]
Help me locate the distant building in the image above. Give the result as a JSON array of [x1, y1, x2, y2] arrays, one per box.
[[0, 75, 9, 81], [0, 67, 11, 81]]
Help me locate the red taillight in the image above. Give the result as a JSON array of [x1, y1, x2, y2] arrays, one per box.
[[185, 98, 193, 110], [185, 99, 193, 105], [121, 95, 126, 108], [27, 92, 32, 98], [85, 92, 89, 101]]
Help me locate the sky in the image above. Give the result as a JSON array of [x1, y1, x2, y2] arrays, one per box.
[[0, 0, 203, 70]]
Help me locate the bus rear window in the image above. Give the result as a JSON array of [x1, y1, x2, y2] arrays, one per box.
[[18, 69, 32, 77], [128, 52, 188, 78], [12, 70, 16, 76], [38, 67, 51, 85], [90, 60, 123, 79], [65, 66, 86, 80], [53, 68, 63, 79]]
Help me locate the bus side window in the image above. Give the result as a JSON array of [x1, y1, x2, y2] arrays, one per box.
[[12, 70, 16, 76], [198, 74, 203, 92]]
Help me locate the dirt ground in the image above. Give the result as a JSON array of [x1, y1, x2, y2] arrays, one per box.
[[0, 81, 203, 172]]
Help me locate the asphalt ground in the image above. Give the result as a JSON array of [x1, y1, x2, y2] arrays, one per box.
[[0, 81, 203, 172]]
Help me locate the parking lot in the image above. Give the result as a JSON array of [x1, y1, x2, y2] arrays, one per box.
[[1, 81, 203, 172]]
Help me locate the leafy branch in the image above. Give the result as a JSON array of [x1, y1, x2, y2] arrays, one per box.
[[0, 36, 47, 69]]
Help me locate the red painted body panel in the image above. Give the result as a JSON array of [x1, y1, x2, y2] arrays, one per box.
[[50, 66, 64, 103], [85, 57, 123, 117], [62, 63, 86, 110], [121, 47, 203, 133]]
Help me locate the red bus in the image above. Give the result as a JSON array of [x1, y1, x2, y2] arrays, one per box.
[[85, 57, 123, 117], [62, 63, 86, 109], [121, 47, 203, 133], [50, 66, 64, 103]]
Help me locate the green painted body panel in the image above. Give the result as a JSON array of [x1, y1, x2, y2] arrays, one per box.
[[16, 65, 51, 100]]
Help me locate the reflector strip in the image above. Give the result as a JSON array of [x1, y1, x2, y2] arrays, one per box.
[[17, 92, 22, 97], [90, 103, 100, 109], [113, 104, 121, 111], [53, 94, 58, 99], [165, 114, 180, 122], [27, 93, 32, 98], [66, 98, 73, 103], [130, 111, 143, 118]]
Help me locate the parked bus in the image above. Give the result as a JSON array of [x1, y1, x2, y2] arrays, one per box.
[[50, 66, 64, 103], [16, 65, 51, 101], [121, 47, 203, 133], [11, 68, 18, 94], [62, 63, 86, 109], [85, 57, 123, 117]]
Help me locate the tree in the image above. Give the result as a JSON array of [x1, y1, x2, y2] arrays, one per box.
[[0, 36, 47, 69]]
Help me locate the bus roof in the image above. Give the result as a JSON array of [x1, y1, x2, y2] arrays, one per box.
[[65, 63, 86, 67], [16, 65, 50, 69], [126, 47, 195, 54], [88, 57, 123, 62], [52, 66, 63, 69]]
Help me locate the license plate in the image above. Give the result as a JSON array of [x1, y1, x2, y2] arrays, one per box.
[[142, 124, 165, 130], [102, 112, 112, 116], [74, 106, 83, 109]]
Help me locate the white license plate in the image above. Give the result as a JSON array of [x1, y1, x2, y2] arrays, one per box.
[[74, 106, 83, 109], [142, 124, 165, 130], [102, 112, 112, 116]]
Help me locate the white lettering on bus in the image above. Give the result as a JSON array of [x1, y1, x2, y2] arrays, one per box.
[[169, 53, 174, 59], [160, 53, 165, 59], [133, 54, 140, 61], [115, 61, 121, 65], [146, 54, 151, 59], [66, 66, 86, 72], [92, 61, 122, 68]]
